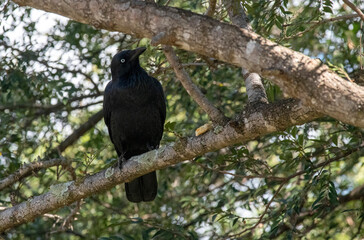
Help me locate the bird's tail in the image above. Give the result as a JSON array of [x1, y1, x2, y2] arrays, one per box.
[[125, 171, 158, 203]]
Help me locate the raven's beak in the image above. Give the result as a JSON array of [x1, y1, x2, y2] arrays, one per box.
[[130, 47, 146, 61]]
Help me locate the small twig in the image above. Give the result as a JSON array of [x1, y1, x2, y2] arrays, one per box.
[[43, 213, 63, 220], [352, 211, 364, 240], [61, 201, 82, 230], [163, 45, 228, 125], [0, 158, 70, 191], [282, 13, 360, 27], [342, 0, 364, 22], [227, 180, 288, 239], [0, 110, 103, 190], [0, 93, 102, 112], [0, 0, 10, 13], [0, 41, 102, 95], [283, 12, 362, 40], [193, 161, 285, 181]]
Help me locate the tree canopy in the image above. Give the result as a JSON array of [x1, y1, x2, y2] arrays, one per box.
[[0, 0, 364, 239]]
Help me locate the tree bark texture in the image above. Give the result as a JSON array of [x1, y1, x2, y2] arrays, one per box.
[[0, 100, 321, 232], [12, 0, 364, 128]]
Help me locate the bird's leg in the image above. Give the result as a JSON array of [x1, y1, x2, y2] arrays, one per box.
[[147, 143, 158, 151], [118, 152, 126, 169]]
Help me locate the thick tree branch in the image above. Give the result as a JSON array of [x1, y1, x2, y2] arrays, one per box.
[[11, 0, 364, 127], [163, 46, 228, 125], [0, 99, 321, 232]]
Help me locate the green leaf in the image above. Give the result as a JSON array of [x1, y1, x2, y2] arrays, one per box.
[[232, 217, 239, 226]]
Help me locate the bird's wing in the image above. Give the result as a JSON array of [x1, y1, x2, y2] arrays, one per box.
[[103, 82, 114, 143], [153, 78, 166, 147], [153, 77, 166, 128]]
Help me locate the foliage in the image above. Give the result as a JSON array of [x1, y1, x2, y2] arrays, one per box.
[[0, 0, 363, 239]]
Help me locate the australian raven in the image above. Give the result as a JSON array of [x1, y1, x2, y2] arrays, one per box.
[[103, 47, 166, 202]]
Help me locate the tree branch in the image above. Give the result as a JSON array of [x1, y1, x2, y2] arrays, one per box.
[[0, 99, 321, 232], [57, 109, 104, 152], [205, 0, 217, 17], [11, 0, 364, 127], [0, 93, 102, 112], [283, 12, 363, 40], [228, 180, 288, 238], [272, 182, 364, 238], [222, 0, 252, 30], [0, 110, 104, 190], [243, 71, 269, 104], [283, 13, 360, 27], [342, 0, 364, 22], [163, 46, 228, 125], [0, 158, 70, 191], [223, 0, 268, 105]]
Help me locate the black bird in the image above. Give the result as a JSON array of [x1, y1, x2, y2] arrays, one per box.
[[103, 47, 166, 202]]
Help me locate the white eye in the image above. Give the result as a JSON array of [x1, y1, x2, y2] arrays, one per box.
[[120, 59, 125, 63]]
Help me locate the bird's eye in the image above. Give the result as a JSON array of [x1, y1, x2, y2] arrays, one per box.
[[120, 59, 125, 63]]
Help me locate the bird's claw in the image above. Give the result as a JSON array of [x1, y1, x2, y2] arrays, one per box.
[[118, 156, 125, 169]]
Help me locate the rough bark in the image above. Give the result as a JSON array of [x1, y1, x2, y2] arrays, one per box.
[[0, 99, 321, 232], [223, 0, 268, 105], [12, 0, 364, 127], [243, 72, 269, 104]]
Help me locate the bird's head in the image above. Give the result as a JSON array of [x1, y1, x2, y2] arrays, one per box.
[[111, 47, 146, 78]]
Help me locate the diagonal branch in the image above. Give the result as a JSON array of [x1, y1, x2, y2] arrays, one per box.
[[163, 46, 228, 125], [57, 109, 104, 152], [0, 110, 104, 191], [0, 158, 70, 191], [228, 180, 288, 238], [342, 0, 364, 22], [0, 99, 321, 232]]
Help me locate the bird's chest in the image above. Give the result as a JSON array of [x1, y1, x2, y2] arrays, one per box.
[[107, 85, 159, 128], [108, 86, 152, 110], [108, 86, 161, 145]]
